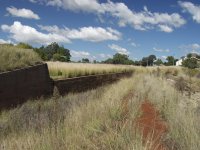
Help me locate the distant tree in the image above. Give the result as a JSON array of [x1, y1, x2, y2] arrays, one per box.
[[82, 58, 90, 63], [182, 58, 198, 69], [148, 55, 156, 66], [112, 53, 129, 64], [141, 55, 156, 66], [34, 42, 71, 61], [103, 53, 134, 65], [154, 59, 163, 66], [93, 60, 98, 64], [16, 42, 33, 49], [166, 56, 178, 66], [103, 58, 113, 64]]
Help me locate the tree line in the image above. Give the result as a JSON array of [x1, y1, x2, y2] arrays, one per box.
[[13, 42, 200, 69]]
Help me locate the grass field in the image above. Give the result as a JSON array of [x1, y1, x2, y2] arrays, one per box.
[[0, 45, 41, 73], [0, 67, 199, 150], [47, 61, 135, 79]]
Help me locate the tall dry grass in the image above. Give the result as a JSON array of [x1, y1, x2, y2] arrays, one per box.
[[47, 61, 134, 78], [0, 67, 199, 150], [0, 45, 41, 72]]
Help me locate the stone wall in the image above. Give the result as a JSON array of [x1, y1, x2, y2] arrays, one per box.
[[0, 63, 133, 110], [54, 72, 133, 95], [0, 64, 53, 109]]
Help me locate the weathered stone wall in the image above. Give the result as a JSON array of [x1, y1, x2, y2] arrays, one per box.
[[54, 72, 133, 95], [0, 63, 133, 110], [0, 64, 53, 109]]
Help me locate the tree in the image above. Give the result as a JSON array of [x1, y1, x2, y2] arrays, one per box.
[[82, 58, 90, 63], [166, 56, 177, 66], [154, 59, 163, 66], [141, 55, 156, 66], [103, 58, 113, 64], [103, 53, 134, 65], [34, 42, 71, 61], [182, 58, 198, 69], [112, 53, 129, 64]]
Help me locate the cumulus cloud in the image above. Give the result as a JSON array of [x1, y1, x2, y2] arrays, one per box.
[[38, 25, 121, 42], [1, 21, 70, 44], [158, 25, 173, 33], [108, 44, 129, 55], [178, 1, 200, 23], [6, 6, 40, 20], [153, 47, 170, 52], [71, 50, 90, 58], [1, 21, 121, 45], [30, 0, 186, 32]]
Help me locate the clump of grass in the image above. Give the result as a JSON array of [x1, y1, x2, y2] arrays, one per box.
[[0, 44, 42, 72], [47, 61, 134, 79]]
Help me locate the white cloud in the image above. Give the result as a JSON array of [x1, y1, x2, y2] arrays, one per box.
[[31, 0, 186, 32], [39, 25, 121, 42], [158, 25, 173, 33], [0, 39, 13, 44], [99, 53, 112, 58], [153, 47, 170, 52], [108, 44, 129, 55], [179, 43, 200, 52], [71, 50, 90, 58], [179, 1, 200, 23], [1, 21, 70, 45], [6, 6, 40, 20], [1, 21, 121, 45]]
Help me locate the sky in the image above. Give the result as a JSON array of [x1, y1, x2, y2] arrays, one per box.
[[0, 0, 200, 61]]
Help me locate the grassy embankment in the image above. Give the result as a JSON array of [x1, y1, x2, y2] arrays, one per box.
[[0, 44, 41, 73], [0, 67, 199, 150], [47, 61, 134, 79]]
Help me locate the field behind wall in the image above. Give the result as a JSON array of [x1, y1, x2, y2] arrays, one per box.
[[47, 61, 135, 79]]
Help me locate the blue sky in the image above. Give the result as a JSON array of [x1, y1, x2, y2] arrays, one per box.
[[0, 0, 200, 61]]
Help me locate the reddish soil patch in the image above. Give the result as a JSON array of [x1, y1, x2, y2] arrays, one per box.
[[136, 101, 168, 150]]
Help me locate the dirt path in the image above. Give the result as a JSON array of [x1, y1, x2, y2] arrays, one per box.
[[136, 101, 168, 150]]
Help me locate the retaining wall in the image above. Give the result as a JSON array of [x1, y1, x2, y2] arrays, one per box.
[[54, 72, 133, 95], [0, 64, 133, 109], [0, 64, 53, 109]]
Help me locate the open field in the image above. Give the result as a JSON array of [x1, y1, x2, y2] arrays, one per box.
[[0, 45, 42, 73], [0, 67, 199, 150], [47, 61, 135, 79]]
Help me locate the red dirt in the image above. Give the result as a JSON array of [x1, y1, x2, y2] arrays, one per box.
[[136, 101, 168, 150]]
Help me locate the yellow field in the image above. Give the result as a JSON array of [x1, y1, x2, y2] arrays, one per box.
[[47, 61, 134, 79]]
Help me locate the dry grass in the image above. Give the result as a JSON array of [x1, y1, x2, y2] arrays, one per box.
[[0, 67, 199, 150], [47, 61, 134, 79], [0, 45, 42, 73]]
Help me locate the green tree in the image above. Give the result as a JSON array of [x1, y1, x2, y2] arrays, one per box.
[[154, 59, 163, 66], [182, 58, 198, 69], [141, 55, 156, 66], [166, 56, 177, 66], [112, 53, 129, 64], [35, 42, 71, 61], [82, 58, 90, 63]]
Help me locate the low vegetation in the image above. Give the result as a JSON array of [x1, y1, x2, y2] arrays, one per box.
[[47, 61, 134, 79], [0, 67, 199, 150], [0, 44, 42, 72]]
